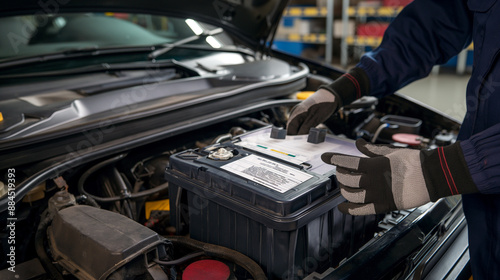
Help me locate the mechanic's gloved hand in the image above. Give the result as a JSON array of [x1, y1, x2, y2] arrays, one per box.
[[287, 67, 370, 135], [322, 138, 478, 215], [286, 89, 339, 135]]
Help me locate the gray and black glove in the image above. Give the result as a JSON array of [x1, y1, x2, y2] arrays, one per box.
[[322, 138, 478, 215], [287, 67, 370, 135]]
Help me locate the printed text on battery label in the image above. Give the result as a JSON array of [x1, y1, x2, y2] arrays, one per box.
[[221, 154, 312, 193]]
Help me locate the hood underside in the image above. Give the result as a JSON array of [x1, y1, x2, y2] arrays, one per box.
[[0, 0, 289, 48]]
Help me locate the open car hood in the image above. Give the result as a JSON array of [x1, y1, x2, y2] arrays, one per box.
[[0, 0, 289, 49]]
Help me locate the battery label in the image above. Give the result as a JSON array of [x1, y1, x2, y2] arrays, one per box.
[[221, 154, 313, 193], [236, 127, 364, 176]]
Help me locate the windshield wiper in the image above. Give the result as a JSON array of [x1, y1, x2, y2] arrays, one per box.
[[148, 28, 224, 60], [0, 46, 156, 70], [0, 60, 182, 79]]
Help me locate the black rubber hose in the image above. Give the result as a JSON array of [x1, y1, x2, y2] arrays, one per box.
[[35, 211, 64, 280], [78, 154, 127, 203], [154, 251, 205, 266], [78, 154, 170, 203], [166, 236, 267, 280]]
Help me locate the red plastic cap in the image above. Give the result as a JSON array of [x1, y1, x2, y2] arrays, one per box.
[[183, 259, 230, 280], [392, 133, 422, 146]]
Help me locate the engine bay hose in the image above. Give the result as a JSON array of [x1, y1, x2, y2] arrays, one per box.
[[166, 236, 267, 280], [78, 154, 170, 203], [78, 154, 126, 202], [154, 251, 205, 266], [35, 211, 64, 280]]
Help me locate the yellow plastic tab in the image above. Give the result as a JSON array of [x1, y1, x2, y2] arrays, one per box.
[[0, 112, 3, 122], [145, 199, 170, 220], [296, 91, 315, 100]]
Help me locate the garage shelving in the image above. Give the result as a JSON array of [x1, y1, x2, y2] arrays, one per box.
[[340, 0, 472, 74], [274, 0, 472, 74], [340, 0, 406, 68], [274, 0, 335, 63], [346, 5, 403, 17]]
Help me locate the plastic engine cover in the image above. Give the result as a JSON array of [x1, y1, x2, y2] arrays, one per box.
[[48, 205, 170, 279]]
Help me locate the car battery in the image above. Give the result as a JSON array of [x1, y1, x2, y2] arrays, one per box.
[[166, 127, 380, 279]]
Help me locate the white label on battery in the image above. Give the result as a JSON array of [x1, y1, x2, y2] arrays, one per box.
[[221, 154, 313, 193], [236, 127, 364, 176]]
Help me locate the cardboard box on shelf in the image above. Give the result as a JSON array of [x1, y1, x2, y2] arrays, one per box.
[[333, 19, 355, 38], [357, 0, 383, 7], [276, 18, 311, 38], [278, 17, 325, 36]]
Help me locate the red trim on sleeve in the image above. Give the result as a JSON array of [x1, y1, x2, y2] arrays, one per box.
[[343, 73, 361, 99], [437, 147, 459, 195]]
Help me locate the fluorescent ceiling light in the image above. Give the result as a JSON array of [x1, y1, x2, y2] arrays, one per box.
[[206, 36, 222, 48], [185, 19, 203, 35]]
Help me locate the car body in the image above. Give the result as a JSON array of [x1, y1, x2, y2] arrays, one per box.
[[0, 0, 470, 279]]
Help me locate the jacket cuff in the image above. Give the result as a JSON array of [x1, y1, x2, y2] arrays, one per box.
[[420, 142, 478, 201], [319, 67, 370, 108], [460, 138, 499, 194]]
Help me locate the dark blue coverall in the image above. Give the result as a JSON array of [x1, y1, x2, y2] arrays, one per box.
[[355, 0, 500, 278]]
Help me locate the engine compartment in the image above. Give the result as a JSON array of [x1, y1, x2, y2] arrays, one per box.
[[0, 70, 462, 279]]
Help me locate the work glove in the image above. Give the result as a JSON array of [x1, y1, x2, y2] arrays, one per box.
[[322, 138, 478, 215], [287, 67, 370, 135]]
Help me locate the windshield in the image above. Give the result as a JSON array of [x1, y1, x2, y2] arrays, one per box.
[[0, 13, 233, 60]]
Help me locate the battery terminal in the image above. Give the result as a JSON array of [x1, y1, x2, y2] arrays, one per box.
[[208, 147, 234, 160]]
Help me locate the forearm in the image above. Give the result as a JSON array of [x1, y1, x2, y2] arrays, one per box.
[[319, 67, 370, 107]]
